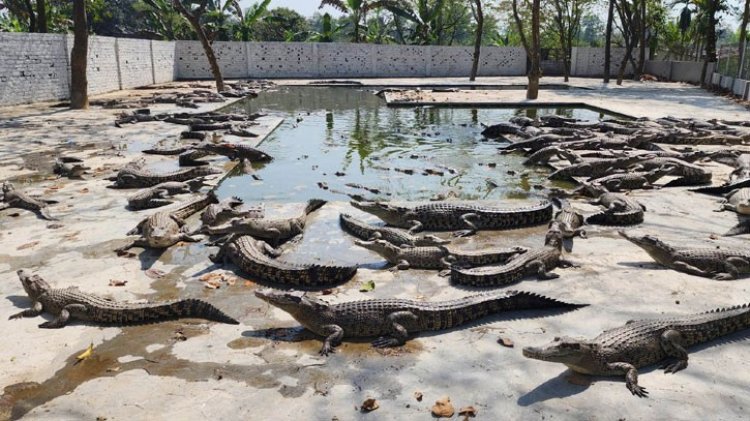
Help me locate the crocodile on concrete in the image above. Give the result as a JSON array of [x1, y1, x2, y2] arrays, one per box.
[[548, 156, 648, 181], [205, 199, 325, 245], [127, 181, 191, 210], [630, 157, 712, 187], [582, 184, 646, 226], [354, 238, 527, 274], [254, 288, 587, 355], [619, 231, 750, 280], [523, 303, 750, 397], [450, 230, 574, 287], [585, 166, 675, 192], [117, 191, 218, 252], [53, 157, 90, 179], [110, 159, 221, 188], [339, 213, 450, 247], [198, 142, 273, 163], [210, 234, 357, 287], [350, 199, 553, 237], [200, 196, 264, 227], [1, 182, 57, 221], [9, 270, 238, 328], [715, 188, 750, 215], [522, 146, 581, 167], [550, 197, 586, 242]]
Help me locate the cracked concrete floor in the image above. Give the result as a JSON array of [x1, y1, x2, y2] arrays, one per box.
[[1, 79, 750, 420]]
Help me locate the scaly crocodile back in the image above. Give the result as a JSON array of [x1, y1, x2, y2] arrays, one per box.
[[450, 246, 560, 287]]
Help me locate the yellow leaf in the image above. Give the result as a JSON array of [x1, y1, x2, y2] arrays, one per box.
[[76, 342, 94, 362], [359, 280, 376, 292]]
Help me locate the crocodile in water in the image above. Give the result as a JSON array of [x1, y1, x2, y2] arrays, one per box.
[[9, 270, 238, 327]]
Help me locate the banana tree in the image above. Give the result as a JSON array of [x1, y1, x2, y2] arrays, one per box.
[[379, 0, 448, 45], [319, 0, 387, 43], [307, 12, 346, 42], [232, 0, 269, 41], [136, 0, 190, 39]]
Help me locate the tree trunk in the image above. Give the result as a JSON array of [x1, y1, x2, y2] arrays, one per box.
[[617, 42, 634, 85], [23, 0, 35, 32], [738, 0, 749, 77], [173, 0, 225, 92], [604, 0, 614, 83], [637, 0, 646, 77], [469, 0, 483, 81], [527, 0, 541, 99], [700, 0, 718, 87], [70, 0, 88, 109], [36, 0, 47, 32]]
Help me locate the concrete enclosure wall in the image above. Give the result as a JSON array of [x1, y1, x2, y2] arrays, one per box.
[[0, 33, 176, 106], [644, 60, 716, 84], [570, 47, 637, 77], [175, 41, 527, 79]]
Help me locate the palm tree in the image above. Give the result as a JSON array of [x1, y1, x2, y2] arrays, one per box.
[[319, 0, 387, 43], [308, 13, 346, 42], [379, 0, 448, 45], [233, 0, 270, 41]]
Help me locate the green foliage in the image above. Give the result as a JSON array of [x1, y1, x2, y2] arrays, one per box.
[[252, 7, 309, 42]]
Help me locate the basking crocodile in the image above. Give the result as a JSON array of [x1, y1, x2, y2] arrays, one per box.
[[127, 181, 191, 210], [118, 192, 218, 252], [630, 157, 711, 187], [523, 303, 750, 397], [10, 270, 238, 328], [619, 231, 750, 280], [501, 134, 589, 153], [198, 142, 273, 163], [1, 182, 57, 221], [450, 230, 574, 287], [715, 188, 750, 215], [548, 156, 648, 181], [53, 157, 90, 179], [201, 196, 264, 227], [585, 166, 675, 192], [210, 234, 357, 287], [339, 213, 449, 247], [522, 146, 581, 167], [582, 184, 646, 226], [350, 199, 553, 237], [206, 199, 326, 245], [481, 122, 524, 138], [354, 238, 527, 274], [255, 289, 586, 355], [111, 159, 221, 188], [550, 197, 586, 241]]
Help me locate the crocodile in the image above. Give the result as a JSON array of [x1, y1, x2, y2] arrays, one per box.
[[201, 196, 264, 227], [481, 122, 524, 138], [254, 288, 587, 355], [206, 199, 326, 245], [198, 143, 273, 163], [339, 213, 449, 247], [127, 181, 191, 210], [450, 230, 574, 287], [53, 157, 90, 179], [523, 303, 750, 397], [548, 156, 649, 181], [350, 200, 553, 237], [619, 231, 750, 280], [118, 191, 218, 252], [581, 184, 646, 226], [10, 270, 238, 328], [210, 234, 357, 287], [522, 146, 581, 167], [691, 178, 750, 196], [1, 182, 57, 221], [715, 188, 750, 215], [111, 159, 221, 188], [550, 197, 586, 242], [500, 134, 586, 153], [725, 219, 750, 236], [354, 238, 527, 274], [629, 157, 711, 187], [585, 166, 675, 192]]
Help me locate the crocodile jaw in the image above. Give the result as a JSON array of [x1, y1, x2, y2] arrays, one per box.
[[522, 336, 595, 368]]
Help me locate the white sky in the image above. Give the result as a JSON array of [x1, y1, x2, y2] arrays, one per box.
[[239, 0, 342, 17]]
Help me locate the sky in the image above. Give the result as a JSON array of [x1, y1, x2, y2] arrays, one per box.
[[239, 0, 342, 17]]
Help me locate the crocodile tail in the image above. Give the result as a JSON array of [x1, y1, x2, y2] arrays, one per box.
[[304, 199, 327, 215], [307, 264, 358, 286], [160, 299, 239, 324], [724, 220, 750, 236], [585, 210, 643, 226], [498, 291, 588, 310]]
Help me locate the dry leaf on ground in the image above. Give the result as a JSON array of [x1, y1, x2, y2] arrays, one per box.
[[360, 398, 379, 412], [145, 268, 165, 279], [413, 391, 423, 402], [108, 279, 127, 287], [497, 337, 514, 348], [459, 406, 477, 418], [431, 396, 454, 418], [17, 241, 39, 250]]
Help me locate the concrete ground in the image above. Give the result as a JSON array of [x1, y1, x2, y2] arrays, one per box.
[[0, 77, 749, 420]]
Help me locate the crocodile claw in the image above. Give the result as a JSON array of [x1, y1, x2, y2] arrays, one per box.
[[661, 360, 688, 374], [452, 230, 475, 238], [371, 337, 398, 348], [628, 383, 649, 398], [319, 343, 334, 356]]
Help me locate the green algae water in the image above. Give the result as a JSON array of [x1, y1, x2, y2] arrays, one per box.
[[218, 86, 609, 203]]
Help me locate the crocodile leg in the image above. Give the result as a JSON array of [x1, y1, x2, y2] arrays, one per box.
[[391, 260, 411, 271], [262, 242, 283, 258], [659, 329, 689, 373], [127, 220, 146, 236], [606, 362, 648, 398], [115, 238, 149, 253], [712, 259, 742, 280], [451, 213, 480, 237], [319, 324, 345, 356], [438, 256, 455, 277], [371, 311, 418, 348], [37, 208, 58, 221], [38, 304, 86, 328], [178, 233, 201, 243], [671, 261, 713, 277], [527, 260, 559, 280], [406, 220, 423, 234], [9, 301, 43, 320]]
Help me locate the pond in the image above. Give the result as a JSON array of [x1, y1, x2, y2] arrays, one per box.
[[217, 86, 613, 203]]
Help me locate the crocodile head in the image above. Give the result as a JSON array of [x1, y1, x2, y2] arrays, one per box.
[[2, 181, 14, 194], [354, 239, 401, 259], [544, 229, 564, 250], [618, 231, 676, 265], [349, 201, 407, 226], [17, 269, 51, 300], [522, 336, 599, 373], [254, 290, 329, 324]]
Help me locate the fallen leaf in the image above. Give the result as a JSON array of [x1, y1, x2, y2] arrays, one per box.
[[79, 188, 89, 193], [47, 223, 64, 229], [17, 241, 39, 250], [431, 396, 454, 418], [414, 392, 423, 402], [106, 366, 121, 373], [204, 279, 221, 289], [63, 231, 80, 241], [459, 406, 477, 419], [223, 274, 238, 286], [199, 272, 223, 283], [709, 234, 719, 240], [145, 268, 165, 279], [75, 342, 94, 363], [108, 279, 127, 287], [243, 281, 254, 287], [360, 398, 379, 412], [359, 280, 376, 292], [321, 288, 335, 295], [172, 330, 187, 342], [497, 337, 514, 348], [116, 250, 137, 258]]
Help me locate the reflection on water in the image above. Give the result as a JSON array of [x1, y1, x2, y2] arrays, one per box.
[[218, 87, 607, 203]]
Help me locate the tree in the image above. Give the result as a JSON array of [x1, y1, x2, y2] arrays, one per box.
[[232, 0, 269, 41], [70, 0, 88, 109], [613, 0, 642, 84], [35, 0, 46, 32], [135, 0, 192, 39], [469, 0, 483, 81], [547, 0, 590, 82], [512, 0, 541, 99], [172, 0, 225, 92], [604, 0, 614, 82], [319, 0, 385, 43], [737, 0, 748, 76], [252, 7, 308, 41]]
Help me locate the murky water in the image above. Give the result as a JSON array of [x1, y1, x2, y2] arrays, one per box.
[[218, 87, 612, 203]]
